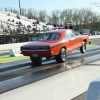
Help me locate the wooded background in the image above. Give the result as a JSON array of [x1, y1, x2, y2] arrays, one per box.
[[12, 7, 100, 31]]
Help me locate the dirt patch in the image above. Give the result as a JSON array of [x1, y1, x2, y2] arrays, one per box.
[[71, 92, 87, 100]]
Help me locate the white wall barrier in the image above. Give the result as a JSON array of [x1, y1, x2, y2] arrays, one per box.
[[85, 78, 100, 100], [89, 35, 100, 39], [0, 42, 29, 51]]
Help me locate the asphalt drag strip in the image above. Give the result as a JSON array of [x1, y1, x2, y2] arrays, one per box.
[[0, 51, 10, 56], [0, 45, 100, 69], [0, 46, 100, 94]]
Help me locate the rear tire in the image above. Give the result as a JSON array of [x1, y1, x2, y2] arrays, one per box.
[[55, 48, 67, 63], [80, 41, 86, 54], [30, 56, 42, 65]]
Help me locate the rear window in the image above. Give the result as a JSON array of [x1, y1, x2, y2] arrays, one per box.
[[36, 33, 60, 41]]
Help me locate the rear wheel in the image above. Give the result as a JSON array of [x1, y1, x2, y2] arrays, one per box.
[[80, 41, 86, 54], [55, 48, 67, 63], [30, 56, 42, 65]]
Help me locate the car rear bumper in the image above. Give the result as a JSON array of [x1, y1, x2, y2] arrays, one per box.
[[21, 50, 54, 57]]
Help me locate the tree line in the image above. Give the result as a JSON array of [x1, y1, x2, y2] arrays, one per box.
[[13, 7, 100, 31]]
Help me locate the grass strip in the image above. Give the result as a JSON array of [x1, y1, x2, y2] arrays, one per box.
[[0, 55, 29, 63], [86, 44, 96, 48]]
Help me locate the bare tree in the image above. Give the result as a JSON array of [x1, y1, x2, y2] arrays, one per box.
[[38, 10, 47, 22], [50, 10, 61, 25], [65, 9, 73, 22], [72, 8, 80, 30], [59, 10, 65, 25], [12, 7, 100, 31], [27, 8, 38, 19], [21, 8, 27, 16], [13, 9, 18, 14]]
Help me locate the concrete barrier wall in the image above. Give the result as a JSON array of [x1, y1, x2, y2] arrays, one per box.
[[0, 42, 29, 51], [89, 35, 100, 39], [0, 35, 100, 51], [85, 78, 100, 100]]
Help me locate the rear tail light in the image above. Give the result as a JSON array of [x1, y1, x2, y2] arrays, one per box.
[[20, 47, 23, 50]]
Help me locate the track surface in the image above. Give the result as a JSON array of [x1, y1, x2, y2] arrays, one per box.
[[0, 38, 100, 94], [0, 51, 10, 56]]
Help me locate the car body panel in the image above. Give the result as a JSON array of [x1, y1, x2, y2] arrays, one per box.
[[21, 29, 89, 57]]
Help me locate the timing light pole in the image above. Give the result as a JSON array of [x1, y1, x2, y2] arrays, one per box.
[[19, 0, 21, 15]]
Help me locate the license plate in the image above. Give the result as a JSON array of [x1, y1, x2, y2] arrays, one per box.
[[32, 54, 38, 57]]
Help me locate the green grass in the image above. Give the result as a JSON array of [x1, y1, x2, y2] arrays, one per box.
[[0, 55, 29, 63], [86, 44, 96, 48], [0, 44, 96, 64]]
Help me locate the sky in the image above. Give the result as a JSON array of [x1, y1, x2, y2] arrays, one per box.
[[0, 0, 100, 14]]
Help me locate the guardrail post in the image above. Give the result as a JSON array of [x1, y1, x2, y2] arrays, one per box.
[[10, 35, 12, 43], [1, 21, 2, 26], [23, 28, 25, 42], [23, 27, 24, 34], [4, 35, 5, 44], [39, 28, 40, 33], [10, 28, 12, 35], [28, 28, 29, 34]]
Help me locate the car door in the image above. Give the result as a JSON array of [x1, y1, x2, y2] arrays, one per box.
[[64, 30, 74, 52], [69, 30, 82, 50], [65, 30, 81, 52], [68, 31, 76, 51]]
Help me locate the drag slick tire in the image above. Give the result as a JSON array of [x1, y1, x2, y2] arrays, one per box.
[[30, 56, 42, 65], [55, 48, 67, 63], [80, 41, 86, 54]]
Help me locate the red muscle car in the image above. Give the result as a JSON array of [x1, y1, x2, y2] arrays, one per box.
[[21, 29, 89, 65]]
